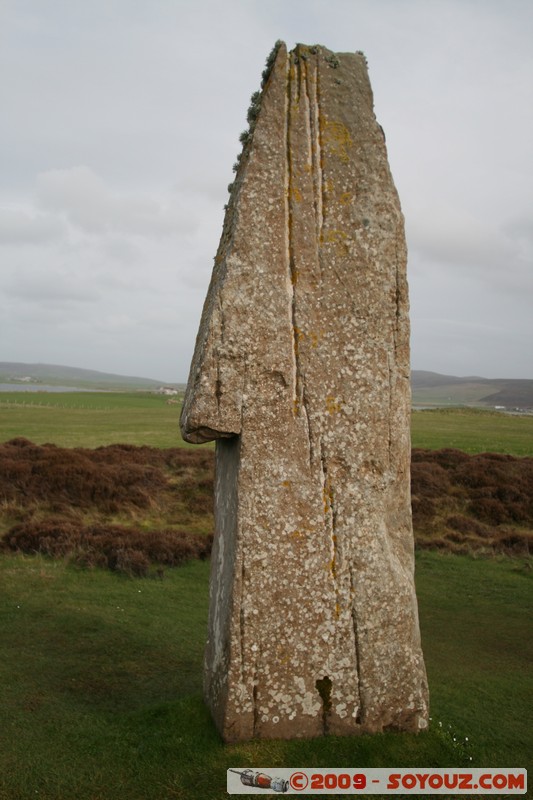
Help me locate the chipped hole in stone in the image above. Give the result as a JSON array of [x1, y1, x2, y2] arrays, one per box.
[[315, 675, 332, 734]]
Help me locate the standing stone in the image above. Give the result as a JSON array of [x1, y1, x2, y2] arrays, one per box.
[[180, 42, 429, 743]]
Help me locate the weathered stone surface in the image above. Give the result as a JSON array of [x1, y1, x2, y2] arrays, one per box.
[[180, 42, 429, 742]]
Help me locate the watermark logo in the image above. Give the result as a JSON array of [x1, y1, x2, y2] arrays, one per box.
[[227, 768, 527, 794]]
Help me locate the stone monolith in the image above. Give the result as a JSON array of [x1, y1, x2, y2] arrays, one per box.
[[180, 42, 429, 743]]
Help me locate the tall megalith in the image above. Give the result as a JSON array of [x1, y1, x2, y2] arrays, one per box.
[[180, 42, 429, 743]]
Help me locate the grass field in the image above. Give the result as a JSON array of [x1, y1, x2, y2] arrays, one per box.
[[0, 551, 530, 800], [0, 392, 192, 449], [0, 391, 531, 799], [412, 407, 533, 456], [2, 391, 533, 454]]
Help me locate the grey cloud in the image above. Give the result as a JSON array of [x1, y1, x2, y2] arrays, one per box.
[[4, 267, 101, 304], [502, 216, 533, 273], [0, 206, 66, 244], [101, 236, 143, 265], [35, 166, 196, 238], [406, 202, 533, 297]]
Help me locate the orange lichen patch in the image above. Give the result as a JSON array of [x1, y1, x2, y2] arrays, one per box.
[[289, 61, 298, 85], [326, 395, 343, 415], [321, 229, 350, 257], [308, 330, 321, 348], [339, 192, 353, 205], [322, 229, 347, 242], [321, 118, 353, 162], [323, 483, 334, 514], [293, 326, 322, 352], [290, 185, 303, 203], [293, 325, 305, 356], [282, 480, 292, 488]]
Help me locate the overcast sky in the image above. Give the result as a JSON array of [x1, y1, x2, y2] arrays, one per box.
[[1, 0, 531, 382]]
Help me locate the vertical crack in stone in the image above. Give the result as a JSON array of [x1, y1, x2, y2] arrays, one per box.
[[331, 501, 339, 579], [325, 464, 337, 578], [392, 234, 402, 380], [293, 47, 302, 104], [389, 232, 405, 464], [301, 384, 314, 468], [215, 366, 222, 409], [387, 351, 393, 468], [293, 55, 315, 467], [215, 296, 225, 411], [252, 681, 259, 737], [320, 441, 339, 606], [320, 442, 341, 636], [239, 361, 249, 432], [315, 57, 326, 241], [282, 57, 295, 406], [286, 53, 302, 416], [239, 556, 246, 689], [350, 567, 364, 724], [305, 53, 323, 240]]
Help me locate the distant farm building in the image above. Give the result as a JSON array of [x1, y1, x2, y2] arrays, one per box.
[[157, 386, 179, 396]]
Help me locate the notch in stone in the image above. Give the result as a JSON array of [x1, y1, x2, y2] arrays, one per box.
[[315, 675, 333, 734]]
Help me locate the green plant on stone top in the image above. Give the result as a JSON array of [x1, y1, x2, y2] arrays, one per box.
[[227, 40, 284, 211], [246, 90, 262, 126], [261, 39, 283, 87], [325, 53, 340, 69]]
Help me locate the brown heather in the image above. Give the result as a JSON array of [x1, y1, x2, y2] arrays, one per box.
[[411, 448, 533, 557], [1, 439, 531, 574], [0, 437, 214, 576]]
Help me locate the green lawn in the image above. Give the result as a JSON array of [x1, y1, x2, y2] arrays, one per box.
[[0, 551, 530, 800], [1, 392, 533, 454], [411, 407, 533, 456], [0, 392, 193, 449]]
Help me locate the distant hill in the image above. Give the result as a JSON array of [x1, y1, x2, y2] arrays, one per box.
[[0, 362, 181, 391], [0, 362, 531, 408], [412, 371, 533, 410]]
